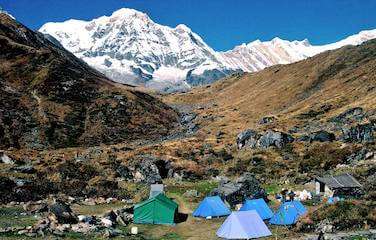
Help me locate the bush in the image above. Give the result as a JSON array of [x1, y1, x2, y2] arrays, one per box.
[[298, 143, 351, 174], [297, 200, 376, 232]]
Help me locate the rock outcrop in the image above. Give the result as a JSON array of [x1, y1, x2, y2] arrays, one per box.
[[49, 201, 78, 224], [341, 123, 375, 143], [237, 129, 293, 149], [309, 130, 336, 142]]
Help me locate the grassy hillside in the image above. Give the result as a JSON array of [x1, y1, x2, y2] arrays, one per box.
[[164, 39, 376, 143], [0, 13, 179, 149]]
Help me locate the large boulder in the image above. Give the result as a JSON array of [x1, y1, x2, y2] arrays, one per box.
[[237, 129, 294, 149], [211, 173, 267, 207], [236, 129, 260, 149], [258, 130, 294, 149], [49, 201, 78, 224], [0, 151, 14, 164], [0, 177, 16, 203], [341, 123, 375, 143], [130, 155, 169, 184], [11, 165, 36, 174], [309, 130, 336, 142]]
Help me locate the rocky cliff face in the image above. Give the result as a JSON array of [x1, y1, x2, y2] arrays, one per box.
[[0, 13, 178, 149]]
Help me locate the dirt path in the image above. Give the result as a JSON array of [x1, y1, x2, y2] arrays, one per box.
[[169, 193, 192, 214]]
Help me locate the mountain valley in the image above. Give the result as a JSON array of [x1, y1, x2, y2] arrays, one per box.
[[0, 8, 375, 240]]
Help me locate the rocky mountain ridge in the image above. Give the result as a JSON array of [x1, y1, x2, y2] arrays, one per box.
[[39, 8, 376, 91], [0, 13, 178, 149]]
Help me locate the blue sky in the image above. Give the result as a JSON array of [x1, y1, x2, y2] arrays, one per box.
[[2, 0, 376, 51]]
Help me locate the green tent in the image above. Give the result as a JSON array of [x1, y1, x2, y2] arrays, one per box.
[[134, 193, 178, 225]]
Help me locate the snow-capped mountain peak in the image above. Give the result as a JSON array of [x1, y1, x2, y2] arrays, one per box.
[[0, 7, 15, 19], [40, 8, 236, 92], [221, 29, 376, 72], [39, 8, 376, 91]]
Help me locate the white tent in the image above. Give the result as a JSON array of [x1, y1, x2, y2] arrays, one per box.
[[216, 210, 272, 239]]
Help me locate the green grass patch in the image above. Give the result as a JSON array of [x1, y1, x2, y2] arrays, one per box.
[[165, 180, 217, 196], [157, 233, 182, 240], [72, 201, 126, 216], [0, 207, 38, 229]]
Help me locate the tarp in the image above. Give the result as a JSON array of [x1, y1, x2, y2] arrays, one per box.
[[269, 201, 307, 225], [217, 210, 272, 239], [193, 196, 231, 218], [149, 184, 164, 199], [239, 198, 273, 220], [134, 193, 178, 225]]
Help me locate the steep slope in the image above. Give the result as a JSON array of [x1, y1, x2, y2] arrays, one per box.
[[0, 13, 178, 149], [221, 30, 376, 72], [165, 39, 376, 142], [39, 8, 237, 92]]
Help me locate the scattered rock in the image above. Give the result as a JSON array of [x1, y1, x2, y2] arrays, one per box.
[[77, 215, 95, 224], [134, 159, 161, 184], [101, 218, 113, 228], [106, 197, 117, 204], [316, 219, 334, 233], [14, 179, 33, 187], [104, 228, 122, 238], [11, 165, 36, 174], [71, 222, 97, 234], [103, 210, 117, 223], [183, 189, 199, 198], [181, 112, 199, 134], [83, 198, 96, 206], [115, 209, 133, 226], [0, 151, 14, 164], [259, 116, 276, 125], [74, 147, 103, 162]]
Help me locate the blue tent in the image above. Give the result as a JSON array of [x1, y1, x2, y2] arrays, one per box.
[[270, 201, 307, 225], [193, 196, 231, 218], [290, 200, 307, 214], [217, 210, 272, 239], [327, 197, 341, 204], [239, 198, 273, 220]]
